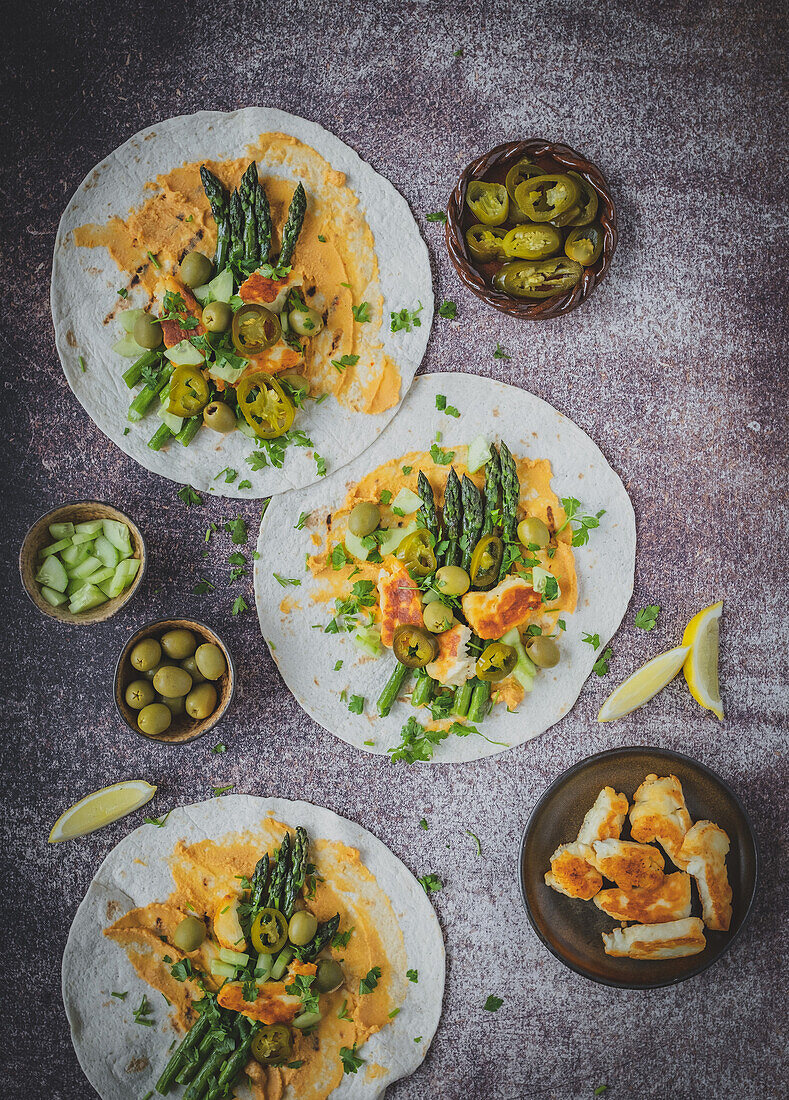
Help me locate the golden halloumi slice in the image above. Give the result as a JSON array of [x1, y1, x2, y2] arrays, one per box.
[[589, 838, 665, 889], [678, 820, 733, 931], [602, 917, 706, 959], [544, 842, 602, 900], [576, 786, 629, 845], [217, 959, 317, 1023], [461, 576, 541, 640], [594, 872, 692, 923], [377, 566, 424, 647], [425, 624, 476, 688], [629, 774, 692, 865]]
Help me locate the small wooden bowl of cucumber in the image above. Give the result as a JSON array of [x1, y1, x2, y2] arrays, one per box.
[[19, 501, 146, 624]]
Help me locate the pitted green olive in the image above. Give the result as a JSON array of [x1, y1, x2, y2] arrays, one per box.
[[133, 314, 163, 349], [203, 401, 237, 433], [517, 517, 551, 548], [161, 629, 197, 660], [137, 703, 172, 737], [130, 638, 162, 672], [180, 251, 213, 288], [201, 301, 231, 332], [423, 601, 454, 633], [194, 643, 226, 681], [125, 680, 155, 710], [180, 655, 206, 684], [289, 305, 324, 337], [153, 666, 193, 698], [172, 915, 206, 952], [526, 636, 561, 668], [435, 565, 470, 597], [288, 910, 318, 946], [348, 502, 380, 538], [185, 682, 217, 720]]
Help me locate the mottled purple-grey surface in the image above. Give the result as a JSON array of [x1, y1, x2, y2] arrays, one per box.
[[3, 1, 787, 1098]]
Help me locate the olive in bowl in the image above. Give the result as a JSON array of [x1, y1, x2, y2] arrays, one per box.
[[114, 619, 234, 744]]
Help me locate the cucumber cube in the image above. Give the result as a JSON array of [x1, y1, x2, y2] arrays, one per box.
[[104, 557, 140, 598], [74, 520, 105, 535], [93, 535, 120, 570], [391, 487, 423, 514], [60, 543, 91, 567], [35, 555, 68, 593], [119, 307, 145, 334], [68, 583, 108, 614], [466, 434, 492, 474], [83, 566, 115, 587], [67, 577, 87, 596], [71, 531, 98, 546], [39, 537, 72, 559], [48, 522, 75, 540], [40, 585, 69, 607], [102, 519, 133, 557], [69, 554, 102, 581]]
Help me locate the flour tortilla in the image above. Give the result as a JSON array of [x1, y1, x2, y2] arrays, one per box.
[[62, 795, 444, 1100], [51, 108, 433, 497], [255, 373, 636, 762]]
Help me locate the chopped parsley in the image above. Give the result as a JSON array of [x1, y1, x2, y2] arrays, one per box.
[[332, 927, 354, 949], [143, 811, 171, 828], [438, 299, 457, 320], [380, 489, 392, 505], [333, 660, 343, 671], [388, 1007, 401, 1018], [117, 287, 128, 299], [426, 211, 447, 222], [483, 995, 503, 1012], [435, 394, 460, 418], [390, 302, 423, 333], [111, 991, 128, 1000], [295, 510, 311, 529], [232, 596, 248, 616], [582, 632, 601, 650], [132, 994, 155, 1026], [429, 443, 456, 465], [402, 465, 413, 475], [170, 958, 194, 982], [78, 355, 87, 372], [273, 573, 301, 588], [419, 818, 428, 830], [493, 343, 512, 360], [466, 829, 482, 855], [331, 353, 359, 372], [318, 234, 327, 242], [337, 999, 353, 1021], [238, 479, 251, 490], [340, 1045, 364, 1075], [592, 647, 613, 676], [351, 301, 371, 323], [348, 694, 365, 714], [314, 453, 327, 477], [417, 872, 443, 895], [406, 969, 419, 983], [193, 578, 214, 595], [214, 467, 238, 483], [177, 485, 202, 507], [635, 604, 660, 631], [285, 973, 319, 1016], [388, 717, 449, 763], [212, 743, 226, 754], [212, 784, 234, 797], [224, 517, 248, 544], [146, 250, 161, 269], [594, 1087, 608, 1096], [557, 497, 606, 547], [331, 543, 352, 570], [359, 966, 382, 995]]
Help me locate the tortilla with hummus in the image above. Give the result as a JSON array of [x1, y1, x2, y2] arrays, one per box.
[[62, 796, 444, 1099], [51, 108, 433, 497], [255, 374, 636, 762]]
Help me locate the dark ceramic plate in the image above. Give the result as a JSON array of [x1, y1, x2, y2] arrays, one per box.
[[519, 747, 758, 988]]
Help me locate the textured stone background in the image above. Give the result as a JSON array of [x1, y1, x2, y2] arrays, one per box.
[[2, 1, 787, 1097]]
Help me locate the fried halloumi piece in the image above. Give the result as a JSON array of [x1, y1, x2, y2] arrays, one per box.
[[544, 842, 602, 900], [594, 872, 692, 923], [589, 838, 665, 889], [377, 566, 424, 647], [461, 576, 542, 640], [629, 774, 692, 865], [576, 786, 629, 845], [678, 820, 733, 931], [602, 917, 706, 959], [425, 624, 476, 688]]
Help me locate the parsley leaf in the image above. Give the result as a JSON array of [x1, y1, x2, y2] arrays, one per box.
[[273, 573, 301, 588], [143, 812, 171, 828], [430, 443, 455, 465], [351, 301, 371, 323], [426, 211, 447, 223], [402, 465, 413, 475], [493, 342, 512, 360], [348, 694, 365, 715], [557, 497, 606, 546], [224, 517, 248, 545], [418, 872, 443, 895], [594, 1087, 609, 1096], [314, 453, 327, 477], [331, 353, 359, 372], [214, 467, 238, 484], [582, 632, 601, 650], [238, 479, 251, 490], [380, 489, 392, 505], [406, 968, 419, 983], [212, 784, 234, 797], [359, 966, 382, 995], [331, 543, 352, 570], [170, 958, 194, 982], [295, 511, 311, 529], [333, 660, 343, 671], [177, 485, 203, 507], [483, 994, 503, 1012], [193, 578, 214, 595], [592, 647, 613, 676], [390, 302, 423, 333], [388, 717, 449, 764], [635, 604, 660, 631], [438, 299, 457, 320], [419, 818, 428, 830], [285, 973, 319, 1016], [435, 394, 460, 417], [232, 596, 248, 616], [340, 1045, 364, 1075], [117, 288, 128, 299], [337, 999, 353, 1021], [212, 743, 226, 754], [332, 927, 354, 949]]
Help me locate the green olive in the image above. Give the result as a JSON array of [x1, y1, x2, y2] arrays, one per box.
[[165, 694, 187, 717], [435, 565, 470, 597], [137, 703, 172, 737], [348, 501, 380, 538], [423, 601, 454, 633], [517, 516, 551, 549], [180, 655, 206, 684], [288, 910, 318, 946], [142, 663, 162, 682], [125, 679, 155, 710], [526, 636, 561, 668], [202, 401, 237, 434], [130, 637, 162, 672], [153, 665, 193, 698], [201, 301, 232, 333], [314, 959, 344, 994], [180, 251, 213, 288], [289, 305, 324, 337], [172, 915, 206, 952], [278, 372, 309, 396], [133, 313, 163, 349], [194, 643, 226, 681], [185, 682, 217, 719], [161, 629, 197, 660]]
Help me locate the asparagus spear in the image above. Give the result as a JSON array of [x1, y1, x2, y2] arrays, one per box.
[[128, 364, 174, 422], [228, 190, 244, 268], [278, 182, 307, 266], [480, 445, 501, 536], [249, 854, 270, 915], [238, 162, 259, 265], [299, 914, 340, 962], [254, 178, 272, 263], [411, 671, 434, 708], [148, 423, 173, 451], [498, 441, 520, 581], [282, 827, 308, 919], [468, 679, 491, 723], [460, 475, 484, 571], [377, 660, 410, 716], [442, 467, 462, 567], [417, 472, 440, 542], [176, 416, 202, 447], [199, 166, 230, 270], [122, 348, 161, 389], [155, 1005, 215, 1094], [209, 1020, 258, 1099], [453, 678, 475, 718], [267, 832, 292, 911], [182, 1042, 230, 1100]]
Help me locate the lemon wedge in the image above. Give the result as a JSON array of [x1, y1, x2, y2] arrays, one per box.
[[682, 601, 724, 720], [597, 646, 690, 722], [48, 780, 157, 843]]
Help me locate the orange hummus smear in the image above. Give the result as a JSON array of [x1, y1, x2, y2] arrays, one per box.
[[104, 819, 406, 1100], [74, 132, 400, 415]]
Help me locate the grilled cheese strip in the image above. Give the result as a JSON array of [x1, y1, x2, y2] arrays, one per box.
[[594, 872, 692, 923], [238, 268, 303, 313], [679, 821, 733, 931], [544, 842, 602, 900], [589, 838, 665, 889], [159, 278, 206, 347], [425, 624, 476, 688], [629, 774, 692, 865], [576, 787, 629, 845], [461, 576, 542, 640], [241, 342, 305, 377], [217, 959, 317, 1023], [377, 566, 424, 648], [602, 917, 706, 959]]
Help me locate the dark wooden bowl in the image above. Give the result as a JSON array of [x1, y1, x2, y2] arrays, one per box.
[[114, 618, 235, 745], [19, 500, 146, 624], [518, 747, 758, 988], [446, 139, 618, 319]]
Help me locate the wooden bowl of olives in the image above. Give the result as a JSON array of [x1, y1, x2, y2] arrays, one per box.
[[445, 139, 618, 319], [114, 619, 235, 744]]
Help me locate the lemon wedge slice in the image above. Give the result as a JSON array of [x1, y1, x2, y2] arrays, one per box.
[[682, 601, 724, 720], [48, 780, 157, 843], [597, 645, 690, 722]]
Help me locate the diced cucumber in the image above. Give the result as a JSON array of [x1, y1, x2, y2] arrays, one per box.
[[35, 555, 68, 593], [467, 434, 492, 474], [378, 519, 419, 556], [102, 519, 133, 557], [39, 537, 72, 559], [353, 625, 383, 658], [164, 339, 204, 367], [207, 266, 234, 303], [236, 416, 256, 439], [68, 583, 108, 614], [71, 531, 98, 547], [119, 308, 146, 334], [501, 628, 537, 692], [103, 557, 140, 598], [83, 566, 115, 587], [293, 1011, 322, 1030], [67, 577, 87, 596], [270, 946, 294, 980], [93, 535, 120, 570], [209, 358, 246, 385], [192, 282, 211, 305], [61, 542, 91, 568], [157, 404, 184, 434], [210, 959, 238, 979], [49, 522, 75, 540], [344, 529, 370, 562], [254, 952, 274, 982], [112, 333, 147, 358], [75, 520, 105, 535], [40, 585, 69, 607], [69, 554, 102, 581], [531, 566, 561, 601], [218, 947, 250, 967], [391, 487, 422, 513]]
